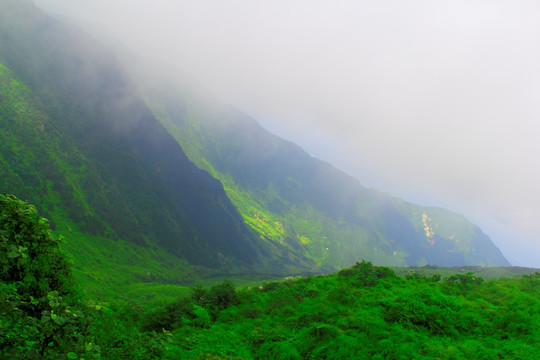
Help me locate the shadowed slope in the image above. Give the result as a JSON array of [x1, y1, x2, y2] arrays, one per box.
[[0, 0, 271, 269]]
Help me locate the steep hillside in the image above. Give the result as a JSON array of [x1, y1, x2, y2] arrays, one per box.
[[0, 0, 314, 273], [0, 0, 509, 275], [127, 57, 509, 269]]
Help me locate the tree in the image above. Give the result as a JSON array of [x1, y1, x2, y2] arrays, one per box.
[[0, 194, 96, 359], [339, 260, 396, 286]]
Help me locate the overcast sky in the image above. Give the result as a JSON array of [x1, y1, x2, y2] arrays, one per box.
[[34, 0, 540, 267]]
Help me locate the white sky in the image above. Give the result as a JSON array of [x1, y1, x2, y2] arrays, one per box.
[[34, 0, 540, 267]]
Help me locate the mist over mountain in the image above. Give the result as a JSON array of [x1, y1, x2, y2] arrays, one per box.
[[0, 0, 510, 276], [30, 0, 540, 268], [124, 55, 509, 268], [0, 0, 284, 272], [2, 4, 540, 360]]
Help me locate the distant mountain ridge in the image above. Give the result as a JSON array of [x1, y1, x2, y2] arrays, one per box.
[[0, 0, 509, 276], [127, 56, 509, 268]]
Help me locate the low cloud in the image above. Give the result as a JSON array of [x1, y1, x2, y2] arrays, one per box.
[[35, 0, 540, 266]]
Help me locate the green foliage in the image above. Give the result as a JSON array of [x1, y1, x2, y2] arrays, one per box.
[[142, 297, 195, 332], [393, 264, 539, 280], [2, 196, 536, 360], [0, 194, 96, 359], [142, 280, 239, 333], [137, 263, 539, 359], [0, 194, 173, 359], [204, 280, 240, 311], [0, 194, 72, 298], [339, 260, 396, 286], [87, 303, 170, 360], [445, 272, 484, 286]]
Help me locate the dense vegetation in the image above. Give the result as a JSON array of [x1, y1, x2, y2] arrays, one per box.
[[145, 264, 539, 359], [0, 194, 166, 359], [2, 194, 538, 359]]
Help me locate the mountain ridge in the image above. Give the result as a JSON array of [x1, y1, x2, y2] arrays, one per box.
[[0, 0, 510, 278], [124, 56, 509, 268]]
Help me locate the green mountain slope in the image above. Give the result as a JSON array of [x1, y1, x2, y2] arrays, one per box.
[[127, 57, 509, 269], [0, 0, 312, 274], [0, 0, 509, 278]]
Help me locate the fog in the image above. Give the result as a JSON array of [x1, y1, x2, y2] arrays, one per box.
[[34, 0, 540, 267]]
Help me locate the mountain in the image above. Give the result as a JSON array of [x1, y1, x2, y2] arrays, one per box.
[[0, 0, 509, 279], [127, 57, 510, 269], [0, 0, 318, 275]]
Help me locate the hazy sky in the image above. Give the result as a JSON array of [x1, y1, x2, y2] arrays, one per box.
[[34, 0, 540, 267]]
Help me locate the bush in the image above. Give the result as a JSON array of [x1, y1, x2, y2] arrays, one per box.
[[192, 281, 239, 311], [445, 272, 484, 286], [347, 260, 396, 286], [142, 297, 196, 332]]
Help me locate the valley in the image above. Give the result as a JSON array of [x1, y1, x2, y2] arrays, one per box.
[[1, 1, 538, 359]]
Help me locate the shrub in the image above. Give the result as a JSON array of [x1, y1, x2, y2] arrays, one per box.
[[142, 297, 195, 331], [0, 194, 95, 359], [445, 272, 484, 286], [348, 260, 396, 286]]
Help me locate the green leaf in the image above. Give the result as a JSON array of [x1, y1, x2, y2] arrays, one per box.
[[67, 352, 78, 359], [53, 315, 65, 325]]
